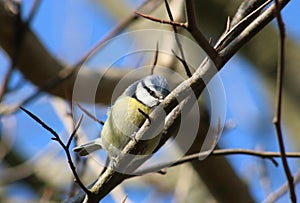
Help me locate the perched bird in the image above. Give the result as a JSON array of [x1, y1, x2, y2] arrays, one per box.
[[73, 75, 169, 159]]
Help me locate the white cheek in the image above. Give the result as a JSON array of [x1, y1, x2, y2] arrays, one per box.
[[136, 88, 158, 108]]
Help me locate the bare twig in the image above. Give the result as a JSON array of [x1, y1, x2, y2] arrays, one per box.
[[151, 42, 159, 75], [273, 0, 296, 202], [136, 10, 193, 77], [67, 99, 86, 197], [135, 11, 188, 28], [164, 0, 191, 78], [219, 0, 290, 64], [134, 149, 300, 176], [77, 103, 104, 126], [215, 0, 272, 51], [230, 0, 269, 28], [185, 0, 220, 64], [138, 0, 220, 65], [171, 49, 193, 77], [19, 107, 91, 195]]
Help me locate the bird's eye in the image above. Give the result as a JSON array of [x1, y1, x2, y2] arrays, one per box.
[[143, 84, 157, 98], [149, 89, 156, 97]]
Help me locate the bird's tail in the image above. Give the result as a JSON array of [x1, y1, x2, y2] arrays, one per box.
[[73, 138, 102, 156]]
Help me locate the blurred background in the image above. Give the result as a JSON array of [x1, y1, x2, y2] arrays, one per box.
[[0, 0, 300, 202]]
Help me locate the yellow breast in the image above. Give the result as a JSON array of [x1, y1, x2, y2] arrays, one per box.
[[100, 96, 161, 158]]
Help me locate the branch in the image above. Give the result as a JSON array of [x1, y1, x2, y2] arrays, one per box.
[[163, 0, 192, 77], [273, 0, 296, 202], [219, 0, 290, 64], [136, 13, 193, 78], [150, 42, 159, 75], [215, 0, 272, 51], [137, 0, 221, 66], [135, 11, 188, 29], [185, 0, 220, 64], [134, 149, 300, 175], [77, 103, 104, 126], [19, 107, 91, 196]]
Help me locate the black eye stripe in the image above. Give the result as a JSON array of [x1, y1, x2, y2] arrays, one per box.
[[141, 81, 159, 99]]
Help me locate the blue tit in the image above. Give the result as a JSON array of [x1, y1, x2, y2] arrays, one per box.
[[73, 75, 169, 159]]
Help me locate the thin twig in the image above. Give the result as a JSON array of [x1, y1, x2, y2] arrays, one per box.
[[273, 0, 296, 202], [215, 0, 272, 51], [19, 107, 91, 195], [67, 98, 86, 197], [77, 103, 104, 125], [171, 49, 193, 77], [134, 149, 300, 176], [219, 0, 290, 66], [151, 42, 159, 75], [164, 0, 192, 78], [136, 8, 192, 77], [230, 0, 269, 28], [135, 11, 188, 28]]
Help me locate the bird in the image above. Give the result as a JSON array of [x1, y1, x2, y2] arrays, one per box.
[[73, 75, 169, 160]]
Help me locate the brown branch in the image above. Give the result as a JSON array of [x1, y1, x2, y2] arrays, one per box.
[[77, 103, 104, 126], [135, 12, 188, 28], [151, 42, 159, 75], [19, 107, 91, 196], [136, 9, 192, 77], [219, 0, 290, 65], [138, 0, 221, 66], [273, 0, 296, 202], [163, 0, 192, 78], [185, 0, 220, 64], [134, 149, 300, 176], [215, 0, 272, 51], [230, 0, 268, 28], [67, 98, 87, 197], [171, 49, 194, 77]]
